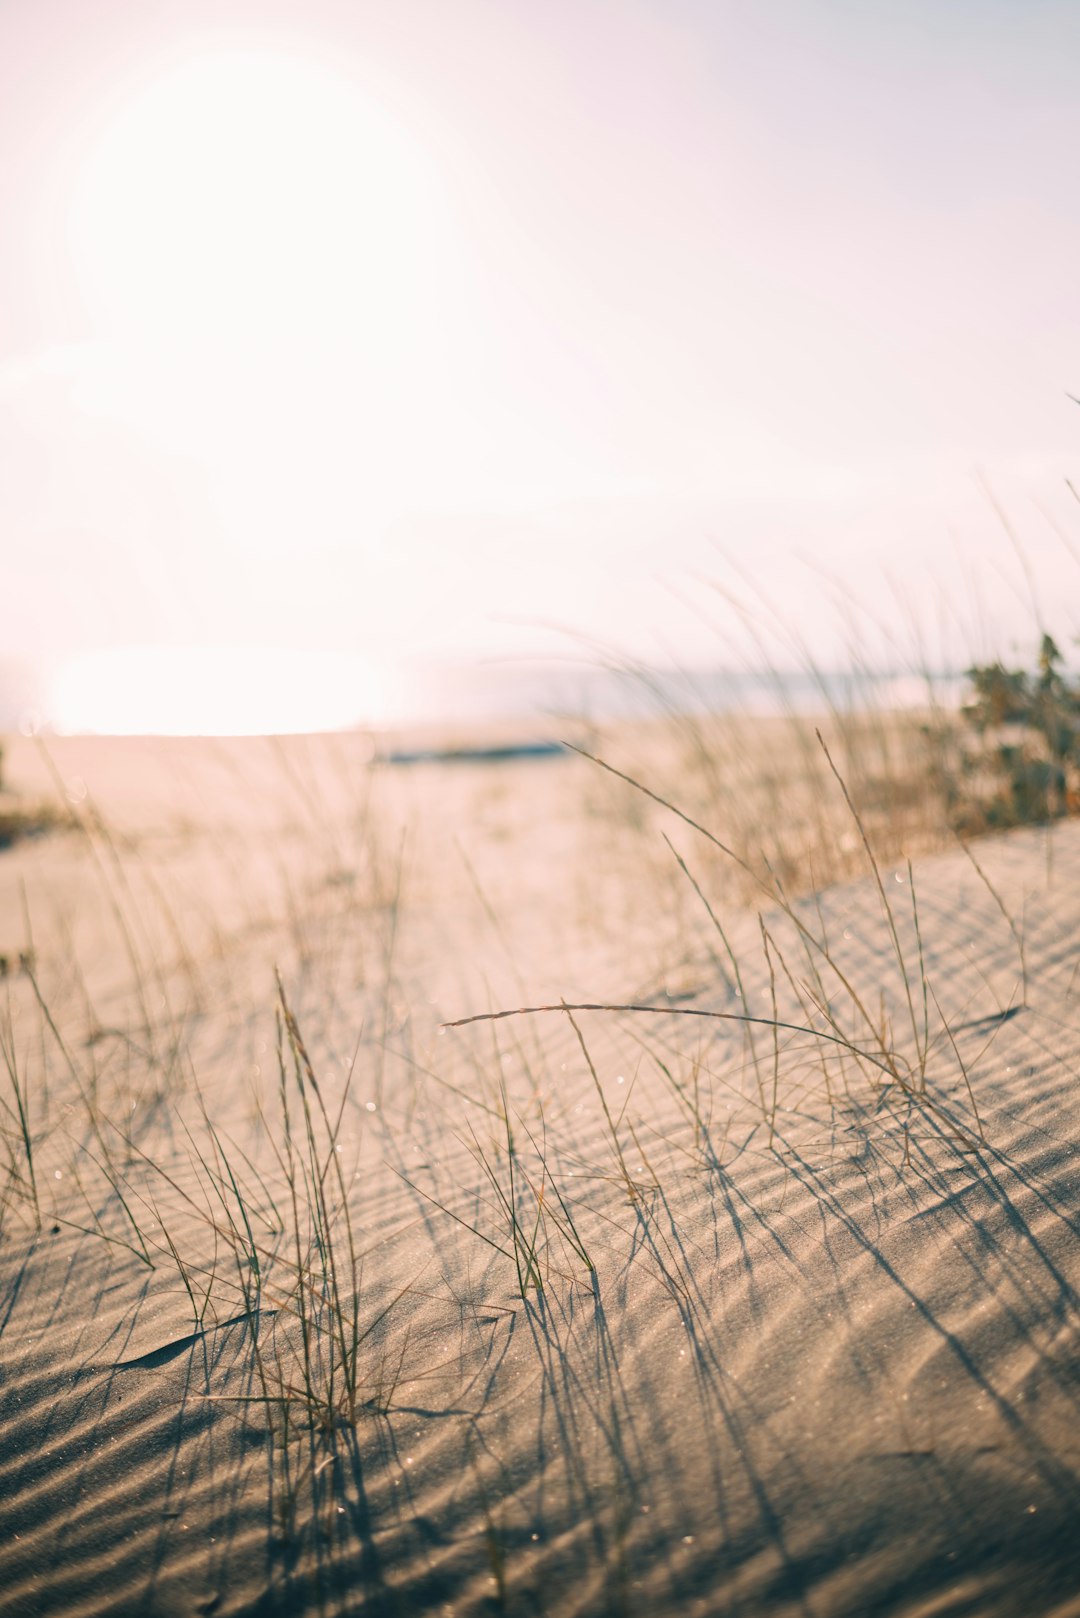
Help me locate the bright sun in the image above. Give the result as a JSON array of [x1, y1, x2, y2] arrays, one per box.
[[71, 49, 442, 364], [57, 50, 454, 734]]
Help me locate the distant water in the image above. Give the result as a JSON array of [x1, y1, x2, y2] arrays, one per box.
[[409, 662, 965, 728], [0, 649, 964, 738]]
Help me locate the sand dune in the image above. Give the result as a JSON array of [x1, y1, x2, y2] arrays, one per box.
[[1, 733, 1079, 1616]]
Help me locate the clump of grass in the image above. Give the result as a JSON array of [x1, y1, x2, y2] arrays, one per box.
[[449, 722, 1002, 1163], [395, 1062, 594, 1300], [944, 633, 1080, 832], [0, 987, 41, 1231], [267, 972, 367, 1431], [571, 578, 962, 915]]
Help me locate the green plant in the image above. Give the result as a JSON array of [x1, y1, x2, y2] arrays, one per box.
[[954, 634, 1080, 830]]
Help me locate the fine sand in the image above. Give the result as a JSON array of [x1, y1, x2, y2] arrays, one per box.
[[1, 728, 1079, 1617]]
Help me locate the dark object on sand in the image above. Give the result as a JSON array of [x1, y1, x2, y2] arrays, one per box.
[[378, 740, 568, 766]]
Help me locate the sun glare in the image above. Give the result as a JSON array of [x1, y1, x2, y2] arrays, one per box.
[[71, 50, 442, 362], [54, 48, 462, 733], [64, 46, 456, 532], [50, 647, 387, 736]]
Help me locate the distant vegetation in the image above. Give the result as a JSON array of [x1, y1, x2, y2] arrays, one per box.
[[0, 799, 68, 852], [0, 742, 71, 850], [941, 634, 1080, 833]]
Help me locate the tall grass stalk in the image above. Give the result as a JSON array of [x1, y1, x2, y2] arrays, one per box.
[[0, 987, 40, 1230]]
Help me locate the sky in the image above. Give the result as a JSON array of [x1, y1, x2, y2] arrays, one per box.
[[2, 0, 1079, 731]]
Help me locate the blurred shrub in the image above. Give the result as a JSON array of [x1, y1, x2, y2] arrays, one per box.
[[944, 634, 1080, 832]]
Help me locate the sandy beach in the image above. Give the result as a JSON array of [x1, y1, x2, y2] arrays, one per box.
[[1, 727, 1079, 1617]]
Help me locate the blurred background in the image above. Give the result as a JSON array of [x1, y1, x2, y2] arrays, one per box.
[[2, 0, 1079, 734]]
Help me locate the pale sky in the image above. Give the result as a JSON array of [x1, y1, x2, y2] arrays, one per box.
[[2, 0, 1079, 729]]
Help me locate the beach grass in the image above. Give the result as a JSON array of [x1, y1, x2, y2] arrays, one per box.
[[1, 618, 1079, 1614]]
